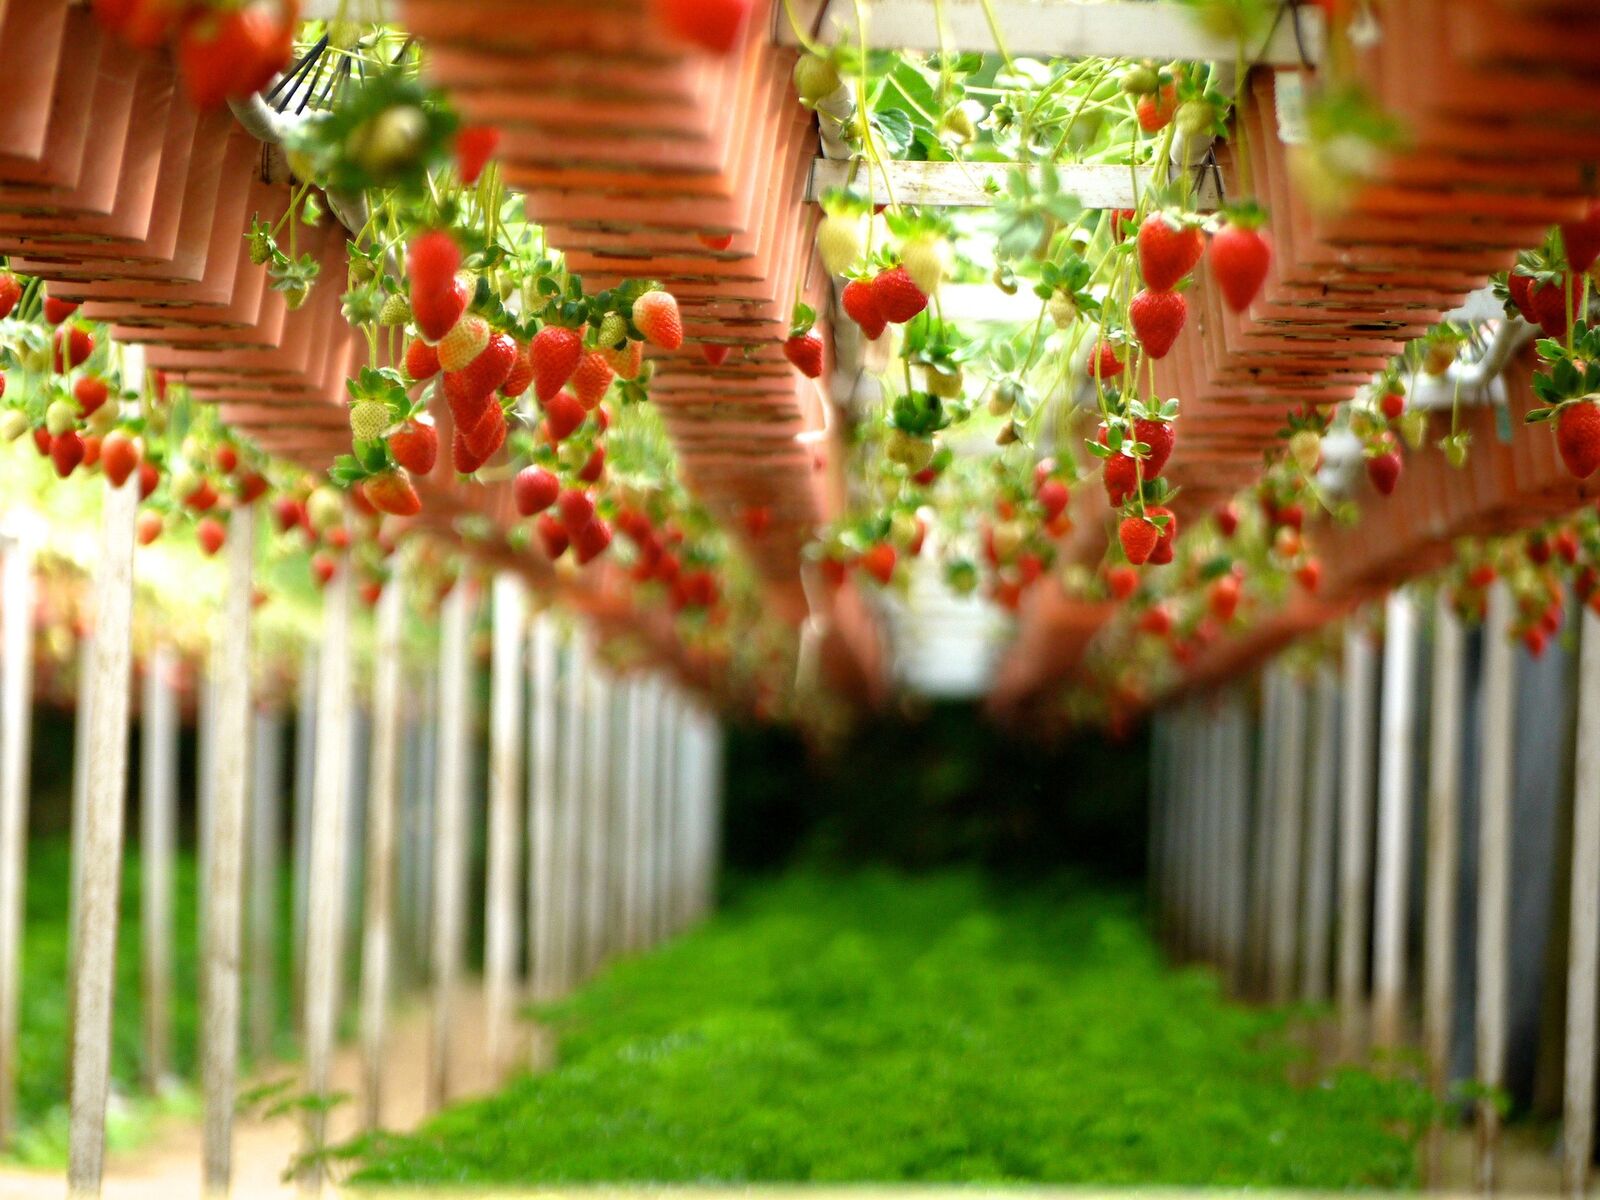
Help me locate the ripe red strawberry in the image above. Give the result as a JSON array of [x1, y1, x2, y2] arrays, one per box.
[[841, 279, 887, 340], [197, 517, 227, 556], [1139, 604, 1173, 636], [31, 427, 49, 458], [536, 512, 570, 560], [178, 4, 293, 111], [1209, 573, 1241, 621], [1366, 447, 1402, 495], [1558, 400, 1600, 479], [236, 471, 269, 505], [452, 429, 490, 475], [572, 517, 613, 565], [101, 432, 140, 487], [578, 444, 606, 484], [1528, 277, 1572, 339], [651, 0, 751, 53], [185, 478, 219, 512], [698, 232, 735, 251], [447, 331, 517, 400], [455, 125, 500, 185], [543, 391, 586, 442], [215, 445, 238, 474], [1296, 558, 1322, 593], [1134, 418, 1175, 476], [408, 230, 462, 299], [54, 327, 94, 371], [702, 344, 731, 367], [742, 506, 772, 538], [571, 350, 614, 409], [136, 509, 164, 546], [1037, 479, 1070, 522], [1216, 502, 1240, 537], [81, 436, 101, 469], [1119, 516, 1159, 565], [872, 266, 928, 324], [1380, 389, 1405, 421], [388, 421, 438, 476], [0, 274, 19, 320], [311, 553, 338, 588], [1556, 527, 1581, 564], [532, 326, 584, 401], [501, 341, 534, 398], [514, 466, 560, 516], [51, 431, 85, 478], [363, 472, 423, 517], [633, 291, 684, 351], [1508, 271, 1535, 323], [405, 339, 441, 382], [858, 542, 897, 585], [463, 405, 507, 461], [43, 295, 79, 325], [1103, 453, 1139, 505], [784, 331, 825, 378], [1128, 289, 1186, 359], [273, 495, 303, 535], [1135, 84, 1177, 133], [1148, 505, 1178, 554], [74, 375, 110, 418], [138, 461, 160, 500], [558, 488, 597, 533], [1562, 200, 1600, 274], [445, 376, 497, 435], [1091, 342, 1124, 380], [1137, 214, 1204, 292], [413, 275, 471, 343], [1209, 221, 1272, 311]]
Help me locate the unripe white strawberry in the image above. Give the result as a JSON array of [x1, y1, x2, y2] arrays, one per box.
[[1289, 429, 1321, 473], [817, 213, 865, 278], [307, 486, 344, 533], [437, 315, 490, 372], [349, 400, 391, 442], [900, 234, 950, 298], [0, 410, 29, 442], [1047, 291, 1078, 329], [45, 400, 77, 436]]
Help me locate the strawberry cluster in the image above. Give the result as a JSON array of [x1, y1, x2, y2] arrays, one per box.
[[91, 0, 298, 112]]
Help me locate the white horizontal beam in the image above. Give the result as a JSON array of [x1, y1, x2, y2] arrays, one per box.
[[782, 1, 1322, 67], [808, 157, 1221, 209]]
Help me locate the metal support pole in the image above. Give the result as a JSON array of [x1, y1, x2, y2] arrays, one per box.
[[485, 574, 525, 1075], [1339, 620, 1378, 1057], [1301, 667, 1338, 1004], [582, 665, 610, 975], [139, 644, 177, 1092], [527, 614, 559, 1007], [248, 705, 283, 1062], [1269, 673, 1307, 1005], [1373, 592, 1417, 1051]]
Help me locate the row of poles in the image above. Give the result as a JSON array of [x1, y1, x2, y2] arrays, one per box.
[[1151, 583, 1597, 1195], [0, 418, 725, 1195]]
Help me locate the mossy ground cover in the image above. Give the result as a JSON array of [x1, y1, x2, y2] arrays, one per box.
[[352, 870, 1432, 1188]]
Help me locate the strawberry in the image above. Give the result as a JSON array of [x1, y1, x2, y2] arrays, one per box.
[[698, 232, 735, 251], [651, 0, 751, 53], [742, 506, 773, 538], [463, 405, 507, 461], [858, 542, 897, 585], [136, 509, 164, 547], [542, 391, 586, 442], [1509, 271, 1535, 323], [531, 325, 584, 401], [1209, 573, 1241, 621], [1135, 84, 1177, 133], [51, 431, 85, 478], [558, 488, 597, 533], [1119, 516, 1159, 565], [1208, 221, 1272, 311], [1296, 559, 1322, 593], [572, 517, 613, 565], [54, 327, 94, 372], [0, 274, 19, 321], [1366, 447, 1402, 495], [600, 337, 644, 381], [1134, 418, 1175, 476], [633, 291, 684, 351], [388, 421, 439, 476], [101, 432, 140, 487], [841, 279, 887, 340], [1036, 479, 1070, 522], [1106, 564, 1138, 601], [1091, 342, 1124, 380], [1128, 289, 1186, 359], [784, 331, 825, 378], [702, 344, 731, 367], [236, 471, 269, 505], [405, 339, 441, 382], [1556, 527, 1581, 564], [578, 444, 606, 485], [452, 429, 490, 476], [437, 315, 490, 373], [408, 231, 462, 299], [74, 375, 110, 418], [1528, 277, 1572, 339], [43, 295, 79, 325], [1139, 605, 1173, 636], [450, 330, 518, 400], [1558, 400, 1600, 479], [311, 553, 338, 588], [185, 479, 220, 512], [197, 517, 227, 556], [82, 436, 101, 469], [536, 512, 570, 560], [1148, 505, 1179, 556], [444, 375, 497, 435], [514, 466, 560, 516], [363, 472, 423, 517], [178, 3, 293, 111], [139, 461, 160, 500], [500, 341, 534, 398], [455, 125, 500, 185], [1562, 200, 1600, 275], [1216, 502, 1240, 537], [273, 496, 303, 535], [1103, 453, 1139, 505], [872, 266, 928, 324], [571, 350, 614, 409], [1137, 214, 1204, 292], [215, 445, 238, 474], [413, 275, 471, 343], [31, 428, 50, 458], [1380, 388, 1405, 421]]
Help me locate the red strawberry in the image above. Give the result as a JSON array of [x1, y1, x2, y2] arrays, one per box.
[[1103, 453, 1139, 505], [236, 471, 269, 505], [1296, 558, 1322, 593], [178, 4, 293, 110], [784, 331, 825, 378], [1216, 502, 1240, 537], [388, 422, 438, 476], [31, 428, 49, 458], [858, 542, 897, 585], [1134, 418, 1175, 476], [1380, 389, 1405, 421], [1509, 271, 1535, 323], [363, 472, 423, 517], [571, 350, 614, 409], [536, 512, 570, 560], [701, 344, 731, 367], [1558, 400, 1600, 479], [54, 327, 93, 371], [136, 509, 164, 546], [500, 341, 534, 398], [311, 553, 338, 588], [698, 232, 735, 251], [633, 291, 684, 351], [1139, 605, 1173, 636], [197, 517, 227, 556], [532, 326, 584, 402], [578, 444, 606, 485], [74, 375, 110, 418], [1366, 448, 1402, 495], [405, 339, 441, 382], [51, 431, 85, 478], [452, 429, 490, 475], [1135, 84, 1177, 133], [650, 0, 751, 53], [463, 405, 507, 461], [1209, 222, 1272, 311], [1528, 277, 1572, 339], [1562, 200, 1600, 274], [82, 436, 101, 469], [1119, 516, 1159, 565], [572, 517, 613, 565], [101, 432, 140, 487], [872, 266, 928, 324], [514, 466, 560, 516], [273, 496, 303, 535], [1037, 479, 1070, 522], [448, 331, 517, 400], [185, 479, 219, 512], [139, 461, 160, 500], [0, 274, 20, 321], [1209, 573, 1241, 621], [407, 231, 462, 299], [215, 445, 238, 474], [444, 375, 497, 435], [43, 295, 79, 325], [1148, 505, 1179, 555], [1128, 289, 1186, 359], [1091, 342, 1124, 380], [543, 391, 586, 442], [1137, 214, 1204, 292], [841, 279, 887, 340], [413, 275, 471, 343], [558, 489, 596, 533], [455, 125, 500, 185]]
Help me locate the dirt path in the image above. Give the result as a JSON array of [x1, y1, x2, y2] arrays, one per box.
[[0, 985, 544, 1200]]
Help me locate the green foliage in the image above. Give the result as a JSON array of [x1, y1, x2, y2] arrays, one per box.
[[350, 871, 1432, 1188]]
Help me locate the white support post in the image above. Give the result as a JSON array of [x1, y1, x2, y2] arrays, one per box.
[[1248, 669, 1281, 995], [582, 665, 611, 976], [428, 582, 473, 1112], [1372, 592, 1417, 1052], [556, 628, 589, 992], [200, 504, 255, 1196], [1424, 594, 1464, 1184], [139, 644, 177, 1093], [619, 678, 645, 953], [0, 534, 34, 1147], [248, 704, 283, 1063], [635, 677, 662, 951], [527, 614, 559, 1008], [70, 631, 93, 967], [1204, 704, 1229, 968], [1339, 620, 1378, 1057], [298, 558, 353, 1188], [291, 644, 317, 1027], [1269, 674, 1307, 1005], [1476, 582, 1516, 1190], [1565, 604, 1600, 1197], [655, 689, 681, 942], [673, 702, 698, 934], [66, 468, 138, 1198], [1300, 668, 1338, 1004], [485, 574, 525, 1077], [360, 572, 406, 1130], [1221, 696, 1250, 992]]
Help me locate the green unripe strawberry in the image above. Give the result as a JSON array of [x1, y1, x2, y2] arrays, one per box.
[[939, 107, 976, 144], [1121, 63, 1159, 95], [597, 312, 628, 349], [349, 400, 391, 442], [378, 294, 411, 327], [0, 410, 30, 442], [793, 54, 842, 105], [886, 428, 935, 472], [817, 213, 864, 278], [46, 399, 77, 436], [926, 366, 963, 400], [1048, 291, 1078, 329], [901, 234, 950, 297], [1289, 429, 1321, 473], [307, 486, 344, 533]]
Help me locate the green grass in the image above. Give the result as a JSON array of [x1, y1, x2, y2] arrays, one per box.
[[351, 870, 1434, 1188]]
